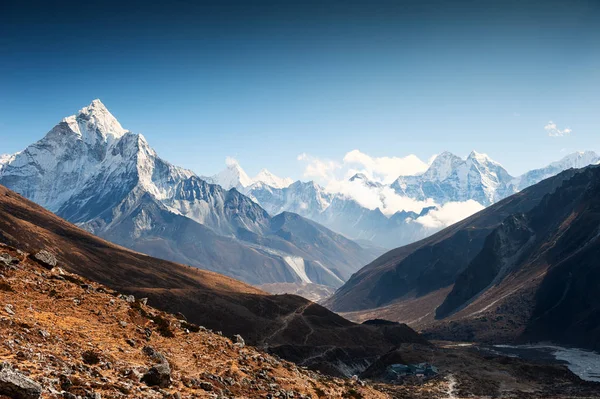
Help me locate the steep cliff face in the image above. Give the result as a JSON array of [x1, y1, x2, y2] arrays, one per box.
[[424, 166, 600, 350], [436, 213, 535, 318]]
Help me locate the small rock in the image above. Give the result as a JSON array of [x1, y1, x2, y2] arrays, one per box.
[[233, 334, 245, 348], [142, 346, 167, 364], [125, 338, 136, 347], [38, 330, 50, 339], [119, 321, 128, 328], [4, 304, 15, 316], [59, 374, 72, 391], [33, 250, 57, 269], [141, 363, 171, 388], [199, 381, 213, 391], [0, 362, 42, 399], [0, 253, 19, 267]]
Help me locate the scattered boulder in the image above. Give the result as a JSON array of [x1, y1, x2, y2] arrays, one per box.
[[233, 334, 245, 348], [141, 362, 171, 388], [199, 381, 213, 391], [120, 294, 135, 303], [33, 250, 57, 269], [142, 346, 167, 364], [82, 350, 100, 365], [0, 362, 42, 399], [4, 304, 15, 316], [0, 253, 19, 267]]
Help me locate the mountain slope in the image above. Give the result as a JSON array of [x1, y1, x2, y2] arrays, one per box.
[[326, 167, 581, 313], [0, 184, 427, 376], [247, 151, 599, 250], [430, 165, 600, 349], [328, 165, 600, 351], [0, 245, 390, 399], [0, 100, 373, 289]]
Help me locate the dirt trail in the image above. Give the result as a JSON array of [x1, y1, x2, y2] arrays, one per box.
[[262, 302, 312, 345]]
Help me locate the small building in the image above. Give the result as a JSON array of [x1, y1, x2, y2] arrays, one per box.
[[386, 363, 439, 379]]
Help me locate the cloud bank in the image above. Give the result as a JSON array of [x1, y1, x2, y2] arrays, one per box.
[[297, 150, 485, 230], [414, 200, 485, 228]]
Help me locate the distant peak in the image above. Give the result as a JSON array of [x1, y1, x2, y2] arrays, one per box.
[[349, 173, 368, 181], [214, 157, 253, 189], [253, 168, 293, 188], [467, 150, 501, 166], [467, 150, 487, 159]]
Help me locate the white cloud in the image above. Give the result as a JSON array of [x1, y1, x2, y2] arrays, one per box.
[[297, 150, 484, 228], [326, 178, 435, 215], [342, 150, 429, 183], [415, 200, 485, 229], [545, 121, 572, 137], [297, 150, 436, 215], [297, 153, 341, 180]]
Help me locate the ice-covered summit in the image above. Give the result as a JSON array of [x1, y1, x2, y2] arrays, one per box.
[[253, 169, 294, 189], [209, 159, 294, 190], [62, 99, 128, 145]]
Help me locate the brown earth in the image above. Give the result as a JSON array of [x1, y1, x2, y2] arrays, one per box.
[[0, 184, 425, 376], [0, 244, 389, 399]]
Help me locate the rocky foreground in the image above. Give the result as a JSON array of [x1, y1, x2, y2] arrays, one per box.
[[0, 244, 388, 399]]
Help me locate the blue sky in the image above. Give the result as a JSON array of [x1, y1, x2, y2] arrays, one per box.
[[1, 0, 599, 179]]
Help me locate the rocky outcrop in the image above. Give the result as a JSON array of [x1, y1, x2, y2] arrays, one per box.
[[141, 362, 171, 388], [0, 363, 42, 399]]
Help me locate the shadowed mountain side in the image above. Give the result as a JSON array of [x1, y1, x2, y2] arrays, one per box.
[[325, 168, 581, 313], [432, 166, 600, 350]]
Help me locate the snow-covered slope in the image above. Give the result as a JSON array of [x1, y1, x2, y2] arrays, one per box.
[[392, 151, 516, 206], [253, 169, 294, 189], [515, 151, 600, 190], [0, 100, 373, 288], [248, 150, 600, 249], [207, 160, 293, 190]]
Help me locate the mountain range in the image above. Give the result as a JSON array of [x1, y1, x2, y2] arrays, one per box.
[[2, 182, 594, 399], [326, 164, 600, 352], [210, 148, 600, 249], [2, 99, 599, 298], [0, 100, 375, 293]]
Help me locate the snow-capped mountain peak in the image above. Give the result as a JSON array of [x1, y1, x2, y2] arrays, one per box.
[[62, 99, 128, 145], [253, 168, 294, 189], [212, 157, 253, 190], [550, 151, 599, 169], [467, 150, 502, 167], [422, 151, 463, 181]]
